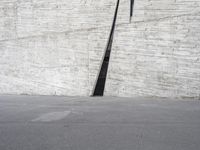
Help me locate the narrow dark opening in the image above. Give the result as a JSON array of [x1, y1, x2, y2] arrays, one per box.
[[92, 0, 120, 96], [92, 0, 134, 96]]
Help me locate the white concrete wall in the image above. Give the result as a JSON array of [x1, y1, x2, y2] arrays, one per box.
[[0, 0, 115, 96], [105, 0, 200, 98], [0, 0, 200, 98]]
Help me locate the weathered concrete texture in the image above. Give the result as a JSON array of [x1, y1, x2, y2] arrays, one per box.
[[0, 0, 200, 97], [105, 0, 200, 98], [0, 0, 115, 96]]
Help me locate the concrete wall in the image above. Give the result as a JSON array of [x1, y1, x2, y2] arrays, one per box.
[[0, 0, 200, 97], [0, 0, 115, 96], [105, 0, 200, 98]]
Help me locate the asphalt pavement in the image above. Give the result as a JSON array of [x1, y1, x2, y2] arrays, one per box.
[[0, 95, 199, 150]]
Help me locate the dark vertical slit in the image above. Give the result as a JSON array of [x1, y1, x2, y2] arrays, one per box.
[[92, 0, 120, 96], [130, 0, 134, 22], [92, 0, 135, 96]]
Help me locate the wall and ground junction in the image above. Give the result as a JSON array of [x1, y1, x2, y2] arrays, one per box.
[[0, 0, 200, 98]]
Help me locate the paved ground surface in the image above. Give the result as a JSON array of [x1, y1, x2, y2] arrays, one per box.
[[0, 95, 200, 150]]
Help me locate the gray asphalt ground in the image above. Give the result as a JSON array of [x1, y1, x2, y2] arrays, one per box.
[[0, 95, 200, 150]]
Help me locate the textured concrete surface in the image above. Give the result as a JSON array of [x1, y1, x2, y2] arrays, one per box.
[[105, 0, 200, 97], [0, 0, 200, 97], [0, 95, 200, 150], [0, 0, 115, 96]]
